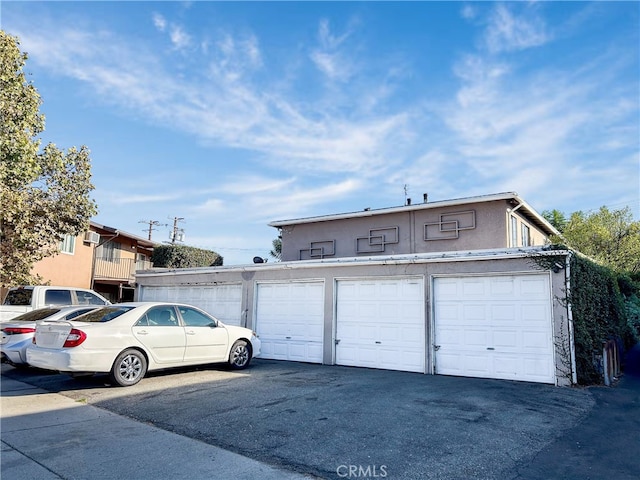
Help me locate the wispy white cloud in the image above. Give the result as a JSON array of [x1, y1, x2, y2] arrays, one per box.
[[484, 3, 549, 53], [151, 11, 191, 50], [217, 176, 297, 195], [169, 25, 191, 50], [190, 197, 226, 215], [152, 12, 166, 32], [310, 18, 357, 81], [106, 193, 183, 205], [7, 1, 638, 238], [249, 178, 363, 221], [437, 2, 638, 209]]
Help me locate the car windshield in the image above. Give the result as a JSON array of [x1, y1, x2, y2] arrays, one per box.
[[75, 306, 135, 323], [10, 308, 61, 322], [3, 289, 33, 306]]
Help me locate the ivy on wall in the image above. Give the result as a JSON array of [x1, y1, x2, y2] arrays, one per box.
[[529, 247, 637, 384], [151, 245, 223, 269], [568, 254, 631, 384]]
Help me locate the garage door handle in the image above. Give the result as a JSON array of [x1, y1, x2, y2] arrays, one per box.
[[375, 341, 381, 344], [286, 336, 291, 339], [487, 347, 495, 350]]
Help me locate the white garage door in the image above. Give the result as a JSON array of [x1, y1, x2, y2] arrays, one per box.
[[434, 274, 555, 384], [336, 277, 425, 373], [138, 284, 243, 326], [255, 281, 324, 363]]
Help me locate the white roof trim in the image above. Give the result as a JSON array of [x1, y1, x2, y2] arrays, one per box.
[[136, 246, 570, 278], [268, 191, 559, 236]]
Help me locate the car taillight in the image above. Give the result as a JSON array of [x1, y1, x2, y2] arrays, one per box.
[[3, 327, 36, 335], [63, 329, 87, 348]]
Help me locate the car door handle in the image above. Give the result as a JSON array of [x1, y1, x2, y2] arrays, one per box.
[[137, 330, 149, 335], [186, 330, 196, 335]]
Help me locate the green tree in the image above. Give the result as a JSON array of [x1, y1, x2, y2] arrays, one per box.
[[0, 31, 97, 287], [560, 206, 640, 274], [541, 209, 568, 233], [269, 237, 281, 261]]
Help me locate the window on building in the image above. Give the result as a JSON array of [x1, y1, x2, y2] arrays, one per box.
[[521, 224, 531, 247], [59, 234, 75, 255], [510, 216, 518, 247], [100, 241, 121, 262]]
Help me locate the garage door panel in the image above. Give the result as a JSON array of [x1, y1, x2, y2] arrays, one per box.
[[434, 274, 555, 384], [464, 329, 489, 346], [379, 348, 423, 373], [520, 277, 548, 296], [464, 304, 488, 321], [437, 353, 464, 373], [523, 357, 554, 377], [336, 277, 425, 373], [438, 328, 462, 346], [464, 355, 489, 373], [399, 326, 424, 343], [462, 279, 486, 296], [256, 282, 324, 364], [522, 304, 549, 321], [522, 331, 552, 351], [490, 278, 515, 295], [492, 330, 518, 348], [140, 285, 242, 326], [491, 304, 516, 321], [289, 322, 323, 340], [493, 354, 519, 376]]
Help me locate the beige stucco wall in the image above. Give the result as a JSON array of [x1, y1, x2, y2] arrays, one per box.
[[279, 200, 549, 261], [31, 236, 94, 288]]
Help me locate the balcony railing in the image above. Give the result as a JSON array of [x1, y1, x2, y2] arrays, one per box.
[[94, 257, 153, 282]]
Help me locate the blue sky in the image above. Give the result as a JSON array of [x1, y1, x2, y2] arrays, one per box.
[[3, 1, 639, 264]]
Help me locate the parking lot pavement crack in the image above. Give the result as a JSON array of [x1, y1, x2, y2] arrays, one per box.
[[1, 440, 65, 479]]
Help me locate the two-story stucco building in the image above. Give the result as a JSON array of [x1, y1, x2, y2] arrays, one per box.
[[136, 192, 577, 385], [31, 221, 154, 303]]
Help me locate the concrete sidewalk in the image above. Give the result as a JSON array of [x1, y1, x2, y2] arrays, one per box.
[[1, 377, 313, 480]]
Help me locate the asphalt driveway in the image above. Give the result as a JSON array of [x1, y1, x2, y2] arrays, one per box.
[[3, 357, 626, 480]]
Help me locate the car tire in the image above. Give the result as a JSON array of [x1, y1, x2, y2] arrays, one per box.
[[109, 349, 147, 387], [228, 340, 252, 370]]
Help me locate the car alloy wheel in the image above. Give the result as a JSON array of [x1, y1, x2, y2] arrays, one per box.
[[110, 349, 147, 387], [229, 340, 251, 369]]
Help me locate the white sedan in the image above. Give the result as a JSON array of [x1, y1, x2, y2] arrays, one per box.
[[26, 302, 261, 386], [1, 306, 99, 366]]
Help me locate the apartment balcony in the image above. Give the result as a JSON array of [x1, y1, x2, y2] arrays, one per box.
[[94, 257, 153, 282]]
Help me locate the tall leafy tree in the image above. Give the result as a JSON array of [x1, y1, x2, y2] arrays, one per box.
[[1, 31, 97, 287], [541, 209, 568, 233], [560, 206, 640, 274]]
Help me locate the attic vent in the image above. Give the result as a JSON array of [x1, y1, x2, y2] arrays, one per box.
[[84, 231, 100, 244]]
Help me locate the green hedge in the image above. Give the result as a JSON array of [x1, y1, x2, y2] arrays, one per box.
[[151, 244, 223, 269], [568, 254, 632, 384]]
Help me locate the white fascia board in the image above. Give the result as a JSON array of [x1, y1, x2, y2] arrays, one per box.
[[268, 192, 520, 227], [269, 191, 560, 237], [135, 247, 570, 278]]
